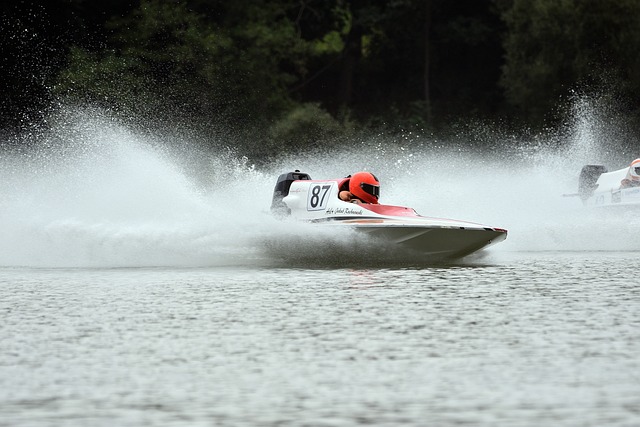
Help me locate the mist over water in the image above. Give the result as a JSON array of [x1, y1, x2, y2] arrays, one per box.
[[1, 102, 638, 268]]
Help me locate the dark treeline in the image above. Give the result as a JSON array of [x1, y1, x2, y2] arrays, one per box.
[[2, 0, 640, 157]]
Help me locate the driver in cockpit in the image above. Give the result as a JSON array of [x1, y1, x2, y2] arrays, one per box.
[[620, 158, 640, 188], [338, 171, 380, 204]]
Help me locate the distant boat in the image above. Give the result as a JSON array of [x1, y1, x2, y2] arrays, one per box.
[[572, 161, 640, 208]]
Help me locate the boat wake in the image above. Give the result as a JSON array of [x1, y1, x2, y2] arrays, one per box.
[[1, 103, 639, 268]]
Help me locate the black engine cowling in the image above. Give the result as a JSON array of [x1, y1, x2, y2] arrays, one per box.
[[270, 170, 311, 216], [578, 164, 607, 201]]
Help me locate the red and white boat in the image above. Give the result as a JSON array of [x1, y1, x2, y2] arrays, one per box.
[[271, 171, 507, 259], [575, 161, 640, 208]]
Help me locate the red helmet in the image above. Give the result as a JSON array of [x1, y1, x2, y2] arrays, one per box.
[[349, 172, 380, 204]]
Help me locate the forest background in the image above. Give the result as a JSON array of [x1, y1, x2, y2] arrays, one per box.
[[2, 0, 640, 162]]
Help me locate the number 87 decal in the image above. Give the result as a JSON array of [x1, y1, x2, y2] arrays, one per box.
[[307, 184, 332, 210]]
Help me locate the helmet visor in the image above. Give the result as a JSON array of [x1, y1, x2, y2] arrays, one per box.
[[634, 166, 640, 175], [360, 182, 380, 199]]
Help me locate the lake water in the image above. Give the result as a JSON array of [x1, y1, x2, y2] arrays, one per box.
[[2, 108, 640, 426], [1, 250, 639, 427]]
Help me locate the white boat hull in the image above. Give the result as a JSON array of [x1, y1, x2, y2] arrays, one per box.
[[271, 171, 507, 260], [352, 223, 506, 258]]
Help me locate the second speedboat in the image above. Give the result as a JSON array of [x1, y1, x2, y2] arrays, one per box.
[[271, 170, 507, 260], [574, 159, 640, 208]]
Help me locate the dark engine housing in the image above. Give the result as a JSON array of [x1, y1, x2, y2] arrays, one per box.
[[271, 170, 312, 216], [578, 164, 607, 201]]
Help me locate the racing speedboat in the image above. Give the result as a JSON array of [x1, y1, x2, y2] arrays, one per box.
[[574, 162, 640, 208], [271, 171, 507, 259]]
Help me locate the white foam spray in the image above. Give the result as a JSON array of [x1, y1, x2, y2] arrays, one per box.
[[1, 101, 638, 268]]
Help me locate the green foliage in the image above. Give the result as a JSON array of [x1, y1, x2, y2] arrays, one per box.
[[7, 0, 640, 144], [55, 1, 230, 122], [250, 103, 347, 163], [498, 0, 640, 125], [53, 0, 331, 129], [354, 0, 504, 125], [311, 31, 344, 55]]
